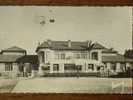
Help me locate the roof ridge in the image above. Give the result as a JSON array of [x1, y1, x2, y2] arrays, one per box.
[[2, 46, 26, 51], [51, 40, 92, 43], [36, 40, 106, 52]]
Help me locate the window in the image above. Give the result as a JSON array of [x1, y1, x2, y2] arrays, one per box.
[[46, 51, 50, 61], [121, 63, 126, 71], [77, 65, 82, 71], [81, 53, 87, 59], [55, 52, 59, 59], [112, 63, 116, 70], [64, 64, 76, 70], [91, 52, 98, 60], [111, 63, 116, 71], [42, 63, 50, 70], [61, 53, 65, 59], [5, 63, 13, 71], [87, 53, 90, 59], [74, 52, 87, 59], [19, 63, 24, 72], [75, 53, 80, 59], [97, 66, 100, 71], [40, 52, 44, 62], [53, 64, 59, 71], [103, 63, 107, 68], [88, 64, 94, 70], [54, 52, 65, 60], [42, 66, 50, 70]]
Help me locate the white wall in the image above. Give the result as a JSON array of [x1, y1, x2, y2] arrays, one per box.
[[0, 63, 5, 73], [37, 48, 104, 73], [0, 63, 20, 77]]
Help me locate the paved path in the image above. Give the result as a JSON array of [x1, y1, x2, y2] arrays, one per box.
[[12, 77, 132, 93], [0, 78, 18, 93]]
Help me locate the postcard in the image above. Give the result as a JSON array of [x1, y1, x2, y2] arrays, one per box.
[[0, 6, 132, 94]]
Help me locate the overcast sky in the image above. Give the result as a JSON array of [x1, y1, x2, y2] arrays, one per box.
[[0, 6, 132, 54]]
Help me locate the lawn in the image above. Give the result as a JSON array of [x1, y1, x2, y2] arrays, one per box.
[[12, 77, 132, 93]]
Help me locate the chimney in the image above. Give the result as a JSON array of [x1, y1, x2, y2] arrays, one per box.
[[38, 42, 40, 46], [47, 39, 52, 46], [68, 40, 71, 48]]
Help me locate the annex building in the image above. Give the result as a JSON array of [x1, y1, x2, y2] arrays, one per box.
[[0, 46, 38, 77]]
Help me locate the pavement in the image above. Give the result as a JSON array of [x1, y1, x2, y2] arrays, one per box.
[[12, 77, 132, 93], [0, 77, 18, 93]]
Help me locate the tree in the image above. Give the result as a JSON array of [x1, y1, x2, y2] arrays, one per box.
[[124, 49, 133, 77], [87, 40, 95, 59], [124, 49, 133, 58], [87, 40, 95, 50]]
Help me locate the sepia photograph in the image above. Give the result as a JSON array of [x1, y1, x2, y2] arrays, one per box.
[[0, 6, 132, 94]]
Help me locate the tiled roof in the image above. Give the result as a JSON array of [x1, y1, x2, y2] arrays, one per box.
[[102, 49, 118, 53], [36, 41, 106, 52], [0, 54, 39, 64], [0, 55, 22, 63], [1, 46, 26, 52], [102, 54, 133, 63]]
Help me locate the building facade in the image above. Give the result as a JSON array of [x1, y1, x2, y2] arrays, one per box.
[[0, 41, 132, 77], [0, 46, 38, 77], [36, 40, 133, 76]]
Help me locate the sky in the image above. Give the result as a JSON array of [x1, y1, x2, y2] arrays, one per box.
[[0, 6, 132, 54]]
